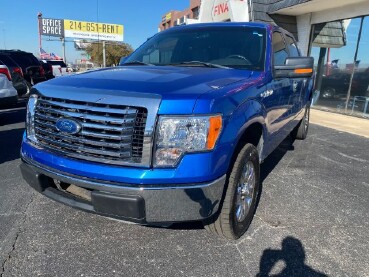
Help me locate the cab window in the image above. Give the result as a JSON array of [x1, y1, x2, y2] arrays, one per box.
[[272, 32, 288, 66], [285, 35, 300, 57]]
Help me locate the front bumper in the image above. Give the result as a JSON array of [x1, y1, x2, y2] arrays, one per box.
[[20, 156, 226, 224]]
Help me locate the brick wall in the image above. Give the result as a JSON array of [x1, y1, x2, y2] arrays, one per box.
[[159, 0, 201, 31]]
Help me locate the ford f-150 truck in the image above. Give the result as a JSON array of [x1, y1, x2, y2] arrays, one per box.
[[20, 22, 314, 240]]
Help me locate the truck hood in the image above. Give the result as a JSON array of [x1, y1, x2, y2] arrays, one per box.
[[35, 66, 257, 114], [41, 66, 254, 97]]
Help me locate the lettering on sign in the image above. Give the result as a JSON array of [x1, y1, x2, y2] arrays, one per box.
[[39, 17, 124, 42], [64, 20, 124, 42], [213, 3, 229, 16], [212, 0, 231, 21], [40, 18, 64, 37]]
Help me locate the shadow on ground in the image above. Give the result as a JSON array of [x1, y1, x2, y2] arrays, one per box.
[[0, 103, 27, 127], [0, 128, 25, 164], [0, 100, 27, 164], [260, 135, 295, 183], [257, 236, 328, 277]]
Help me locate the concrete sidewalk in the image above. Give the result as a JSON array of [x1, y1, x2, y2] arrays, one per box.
[[310, 109, 369, 138]]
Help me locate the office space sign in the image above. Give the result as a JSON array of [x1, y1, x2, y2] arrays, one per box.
[[64, 20, 124, 42], [40, 18, 64, 37]]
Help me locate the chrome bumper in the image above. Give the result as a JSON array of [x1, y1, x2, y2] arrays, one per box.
[[20, 156, 226, 223]]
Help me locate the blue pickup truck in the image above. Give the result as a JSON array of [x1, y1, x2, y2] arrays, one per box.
[[20, 22, 314, 240]]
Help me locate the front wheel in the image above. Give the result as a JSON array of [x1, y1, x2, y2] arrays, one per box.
[[203, 143, 260, 240]]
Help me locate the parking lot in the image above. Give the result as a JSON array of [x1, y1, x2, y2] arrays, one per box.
[[0, 102, 368, 277]]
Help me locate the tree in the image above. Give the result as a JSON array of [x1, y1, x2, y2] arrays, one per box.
[[85, 42, 134, 66]]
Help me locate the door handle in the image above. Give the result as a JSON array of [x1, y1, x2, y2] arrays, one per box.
[[292, 81, 298, 92]]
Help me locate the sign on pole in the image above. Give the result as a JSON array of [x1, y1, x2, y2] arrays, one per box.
[[40, 18, 64, 37], [39, 17, 124, 42], [64, 20, 124, 41]]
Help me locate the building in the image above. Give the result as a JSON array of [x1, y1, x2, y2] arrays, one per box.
[[264, 0, 369, 116], [159, 0, 201, 31], [159, 0, 369, 117]]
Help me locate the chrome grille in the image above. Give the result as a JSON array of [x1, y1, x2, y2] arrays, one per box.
[[34, 96, 148, 165]]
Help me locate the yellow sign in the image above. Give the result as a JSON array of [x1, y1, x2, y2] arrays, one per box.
[[64, 19, 124, 41], [165, 13, 172, 21]]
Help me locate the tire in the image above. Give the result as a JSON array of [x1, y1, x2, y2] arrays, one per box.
[[203, 143, 260, 240], [294, 105, 310, 140]]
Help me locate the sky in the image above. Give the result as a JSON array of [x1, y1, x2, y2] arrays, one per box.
[[1, 1, 368, 67], [0, 0, 189, 63]]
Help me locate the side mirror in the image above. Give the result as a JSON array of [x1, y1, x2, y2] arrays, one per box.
[[274, 57, 314, 78]]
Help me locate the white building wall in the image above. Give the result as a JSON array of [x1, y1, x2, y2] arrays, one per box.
[[199, 0, 249, 23], [296, 1, 369, 55], [296, 13, 312, 56], [310, 1, 369, 24]]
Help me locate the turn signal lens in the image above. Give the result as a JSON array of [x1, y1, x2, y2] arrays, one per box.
[[294, 68, 313, 74], [207, 115, 222, 150]]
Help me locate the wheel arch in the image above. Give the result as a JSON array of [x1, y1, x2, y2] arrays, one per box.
[[231, 120, 265, 169], [225, 99, 268, 174]]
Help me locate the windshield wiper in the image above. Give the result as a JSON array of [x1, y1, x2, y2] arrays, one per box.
[[170, 61, 230, 69], [122, 61, 154, 66]]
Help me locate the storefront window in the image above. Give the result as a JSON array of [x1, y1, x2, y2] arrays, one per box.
[[310, 16, 369, 118], [353, 16, 369, 116]]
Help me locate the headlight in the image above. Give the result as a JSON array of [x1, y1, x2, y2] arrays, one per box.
[[154, 115, 222, 167], [26, 94, 38, 143]]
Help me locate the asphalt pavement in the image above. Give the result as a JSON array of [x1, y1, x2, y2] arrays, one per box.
[[0, 102, 368, 277]]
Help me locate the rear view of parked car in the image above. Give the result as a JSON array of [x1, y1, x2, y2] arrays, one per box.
[[0, 50, 46, 86], [0, 52, 30, 97], [0, 62, 18, 107]]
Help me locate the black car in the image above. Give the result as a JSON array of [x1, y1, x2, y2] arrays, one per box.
[[0, 52, 29, 96], [0, 50, 46, 87], [321, 70, 369, 99]]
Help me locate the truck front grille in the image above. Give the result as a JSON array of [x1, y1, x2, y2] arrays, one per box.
[[34, 96, 147, 165]]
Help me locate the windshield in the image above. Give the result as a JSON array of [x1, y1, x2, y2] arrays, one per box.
[[123, 26, 266, 71], [10, 53, 39, 68], [0, 54, 18, 68]]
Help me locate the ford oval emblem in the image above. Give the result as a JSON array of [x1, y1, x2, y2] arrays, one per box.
[[55, 118, 81, 134]]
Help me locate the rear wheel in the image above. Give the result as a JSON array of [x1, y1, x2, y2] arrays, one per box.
[[203, 143, 260, 240], [293, 105, 310, 140]]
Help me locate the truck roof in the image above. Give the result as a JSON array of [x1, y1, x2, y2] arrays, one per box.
[[168, 21, 270, 30], [165, 21, 294, 39]]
